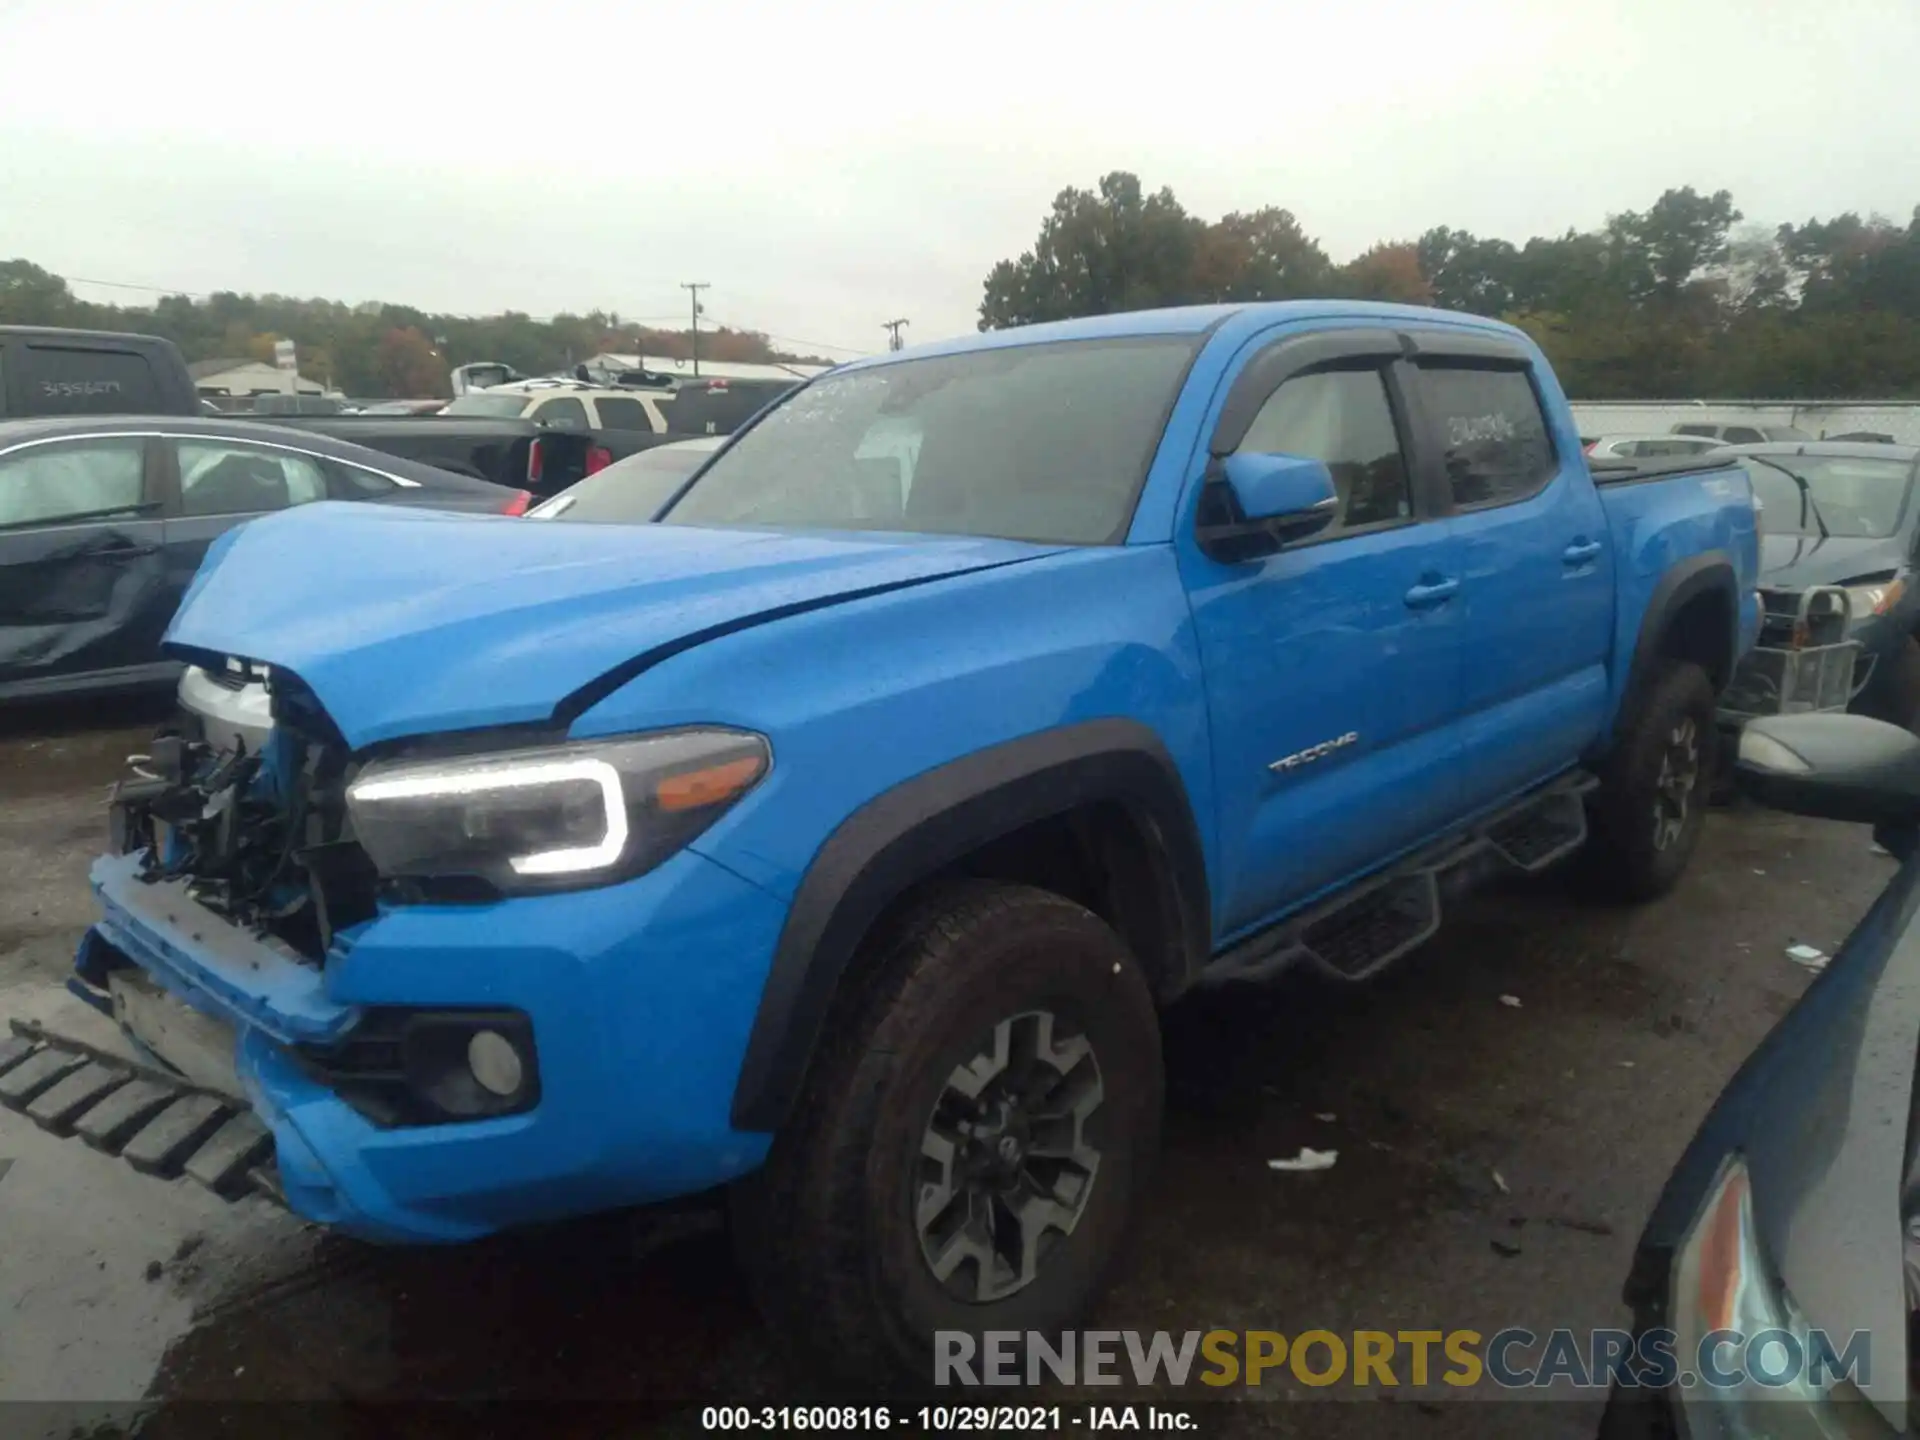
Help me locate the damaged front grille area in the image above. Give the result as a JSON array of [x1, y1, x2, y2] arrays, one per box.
[[110, 668, 380, 964], [1720, 584, 1860, 721]]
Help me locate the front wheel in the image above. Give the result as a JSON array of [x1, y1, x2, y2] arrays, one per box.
[[733, 881, 1164, 1385], [1587, 659, 1717, 902]]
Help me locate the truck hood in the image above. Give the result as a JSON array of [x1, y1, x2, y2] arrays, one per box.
[[1759, 532, 1906, 588], [165, 502, 1059, 748]]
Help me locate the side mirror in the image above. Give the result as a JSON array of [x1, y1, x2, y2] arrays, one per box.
[[1197, 452, 1339, 561], [1736, 715, 1920, 830]]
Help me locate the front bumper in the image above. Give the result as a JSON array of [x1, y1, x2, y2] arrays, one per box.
[[11, 845, 791, 1244]]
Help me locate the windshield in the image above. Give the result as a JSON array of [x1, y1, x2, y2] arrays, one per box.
[[528, 444, 717, 523], [1740, 456, 1916, 538], [443, 394, 531, 418], [660, 337, 1199, 544]]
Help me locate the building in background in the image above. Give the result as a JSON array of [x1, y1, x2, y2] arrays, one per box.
[[187, 357, 328, 400]]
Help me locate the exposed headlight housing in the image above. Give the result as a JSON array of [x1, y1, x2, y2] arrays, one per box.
[[346, 728, 769, 895], [1671, 1157, 1882, 1436]]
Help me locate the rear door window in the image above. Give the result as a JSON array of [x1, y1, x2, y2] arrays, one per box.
[[18, 345, 162, 416], [174, 440, 330, 516], [530, 397, 589, 431], [1724, 426, 1765, 445], [592, 396, 657, 432], [1416, 364, 1557, 508], [0, 437, 149, 526]]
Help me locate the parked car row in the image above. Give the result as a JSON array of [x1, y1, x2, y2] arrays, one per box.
[[0, 324, 806, 700], [0, 415, 528, 701]]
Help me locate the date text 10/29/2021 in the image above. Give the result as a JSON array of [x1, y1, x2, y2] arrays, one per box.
[[702, 1408, 1195, 1431]]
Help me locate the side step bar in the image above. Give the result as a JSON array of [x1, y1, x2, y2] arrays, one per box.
[[1202, 772, 1596, 986], [0, 1018, 282, 1205]]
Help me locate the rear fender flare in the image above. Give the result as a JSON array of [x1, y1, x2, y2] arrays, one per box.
[[728, 718, 1209, 1132], [1616, 551, 1738, 741]]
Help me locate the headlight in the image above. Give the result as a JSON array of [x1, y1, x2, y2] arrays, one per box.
[[346, 728, 768, 894], [1670, 1157, 1884, 1437], [1844, 578, 1904, 624]]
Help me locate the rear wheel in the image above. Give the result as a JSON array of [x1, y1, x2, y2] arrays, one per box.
[[1587, 660, 1717, 901], [733, 881, 1163, 1385]]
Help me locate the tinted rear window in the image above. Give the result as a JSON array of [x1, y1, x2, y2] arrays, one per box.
[[670, 380, 797, 436], [593, 396, 658, 432], [14, 344, 162, 416]]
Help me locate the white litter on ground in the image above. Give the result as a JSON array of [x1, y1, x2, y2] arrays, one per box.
[[1268, 1148, 1338, 1173], [1499, 994, 1523, 1009], [1785, 944, 1829, 972], [1491, 1169, 1510, 1195], [1314, 1112, 1336, 1123]]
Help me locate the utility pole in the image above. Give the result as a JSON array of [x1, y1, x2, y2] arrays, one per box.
[[681, 282, 709, 377], [882, 318, 910, 352]]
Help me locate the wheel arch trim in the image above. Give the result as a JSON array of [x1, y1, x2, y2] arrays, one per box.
[[728, 718, 1209, 1132]]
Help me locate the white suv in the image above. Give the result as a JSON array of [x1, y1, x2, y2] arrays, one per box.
[[441, 379, 673, 434]]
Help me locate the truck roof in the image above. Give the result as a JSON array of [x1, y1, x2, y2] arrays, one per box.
[[838, 301, 1527, 371]]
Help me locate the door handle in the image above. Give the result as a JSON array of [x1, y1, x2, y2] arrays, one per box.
[[1562, 538, 1603, 566], [98, 542, 159, 558], [1404, 577, 1459, 609]]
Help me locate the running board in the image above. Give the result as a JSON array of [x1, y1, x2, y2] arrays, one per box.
[[0, 1018, 281, 1205], [1202, 772, 1596, 986]]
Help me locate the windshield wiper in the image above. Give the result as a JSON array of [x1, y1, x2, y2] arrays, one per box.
[[1755, 460, 1830, 540]]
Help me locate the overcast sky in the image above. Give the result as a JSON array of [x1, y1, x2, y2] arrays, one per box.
[[2, 0, 1916, 359]]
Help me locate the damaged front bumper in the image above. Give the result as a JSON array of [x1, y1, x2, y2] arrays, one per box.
[[1718, 584, 1863, 722], [3, 841, 792, 1244]]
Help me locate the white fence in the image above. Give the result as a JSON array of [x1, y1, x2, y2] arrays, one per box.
[[1569, 400, 1920, 446]]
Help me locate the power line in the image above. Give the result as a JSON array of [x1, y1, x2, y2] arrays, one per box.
[[54, 269, 870, 354], [680, 282, 710, 378]]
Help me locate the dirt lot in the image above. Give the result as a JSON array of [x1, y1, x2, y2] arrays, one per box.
[[0, 696, 1890, 1439]]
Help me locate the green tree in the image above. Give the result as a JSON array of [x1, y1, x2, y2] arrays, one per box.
[[979, 172, 1206, 329], [1192, 208, 1332, 302], [0, 259, 79, 326]]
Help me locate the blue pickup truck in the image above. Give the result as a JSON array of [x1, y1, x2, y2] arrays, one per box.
[[1, 301, 1760, 1378]]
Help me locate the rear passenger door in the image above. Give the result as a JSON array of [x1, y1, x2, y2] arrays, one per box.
[[1407, 338, 1614, 812], [157, 436, 332, 619], [1180, 330, 1467, 936], [0, 435, 172, 693]]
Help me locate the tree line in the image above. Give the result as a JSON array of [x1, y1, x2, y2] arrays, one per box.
[[978, 173, 1920, 398], [0, 259, 831, 398]]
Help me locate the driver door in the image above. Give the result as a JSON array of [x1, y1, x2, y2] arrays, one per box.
[[1178, 331, 1467, 937]]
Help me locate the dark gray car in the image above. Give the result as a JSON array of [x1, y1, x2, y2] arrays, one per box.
[[0, 415, 529, 702], [1602, 711, 1920, 1437], [1719, 443, 1920, 731]]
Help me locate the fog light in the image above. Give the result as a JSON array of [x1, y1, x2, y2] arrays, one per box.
[[467, 1030, 525, 1097]]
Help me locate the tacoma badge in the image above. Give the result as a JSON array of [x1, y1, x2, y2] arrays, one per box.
[[1269, 732, 1360, 773]]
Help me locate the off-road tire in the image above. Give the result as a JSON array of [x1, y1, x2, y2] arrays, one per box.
[[1587, 659, 1717, 902], [732, 880, 1163, 1388]]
